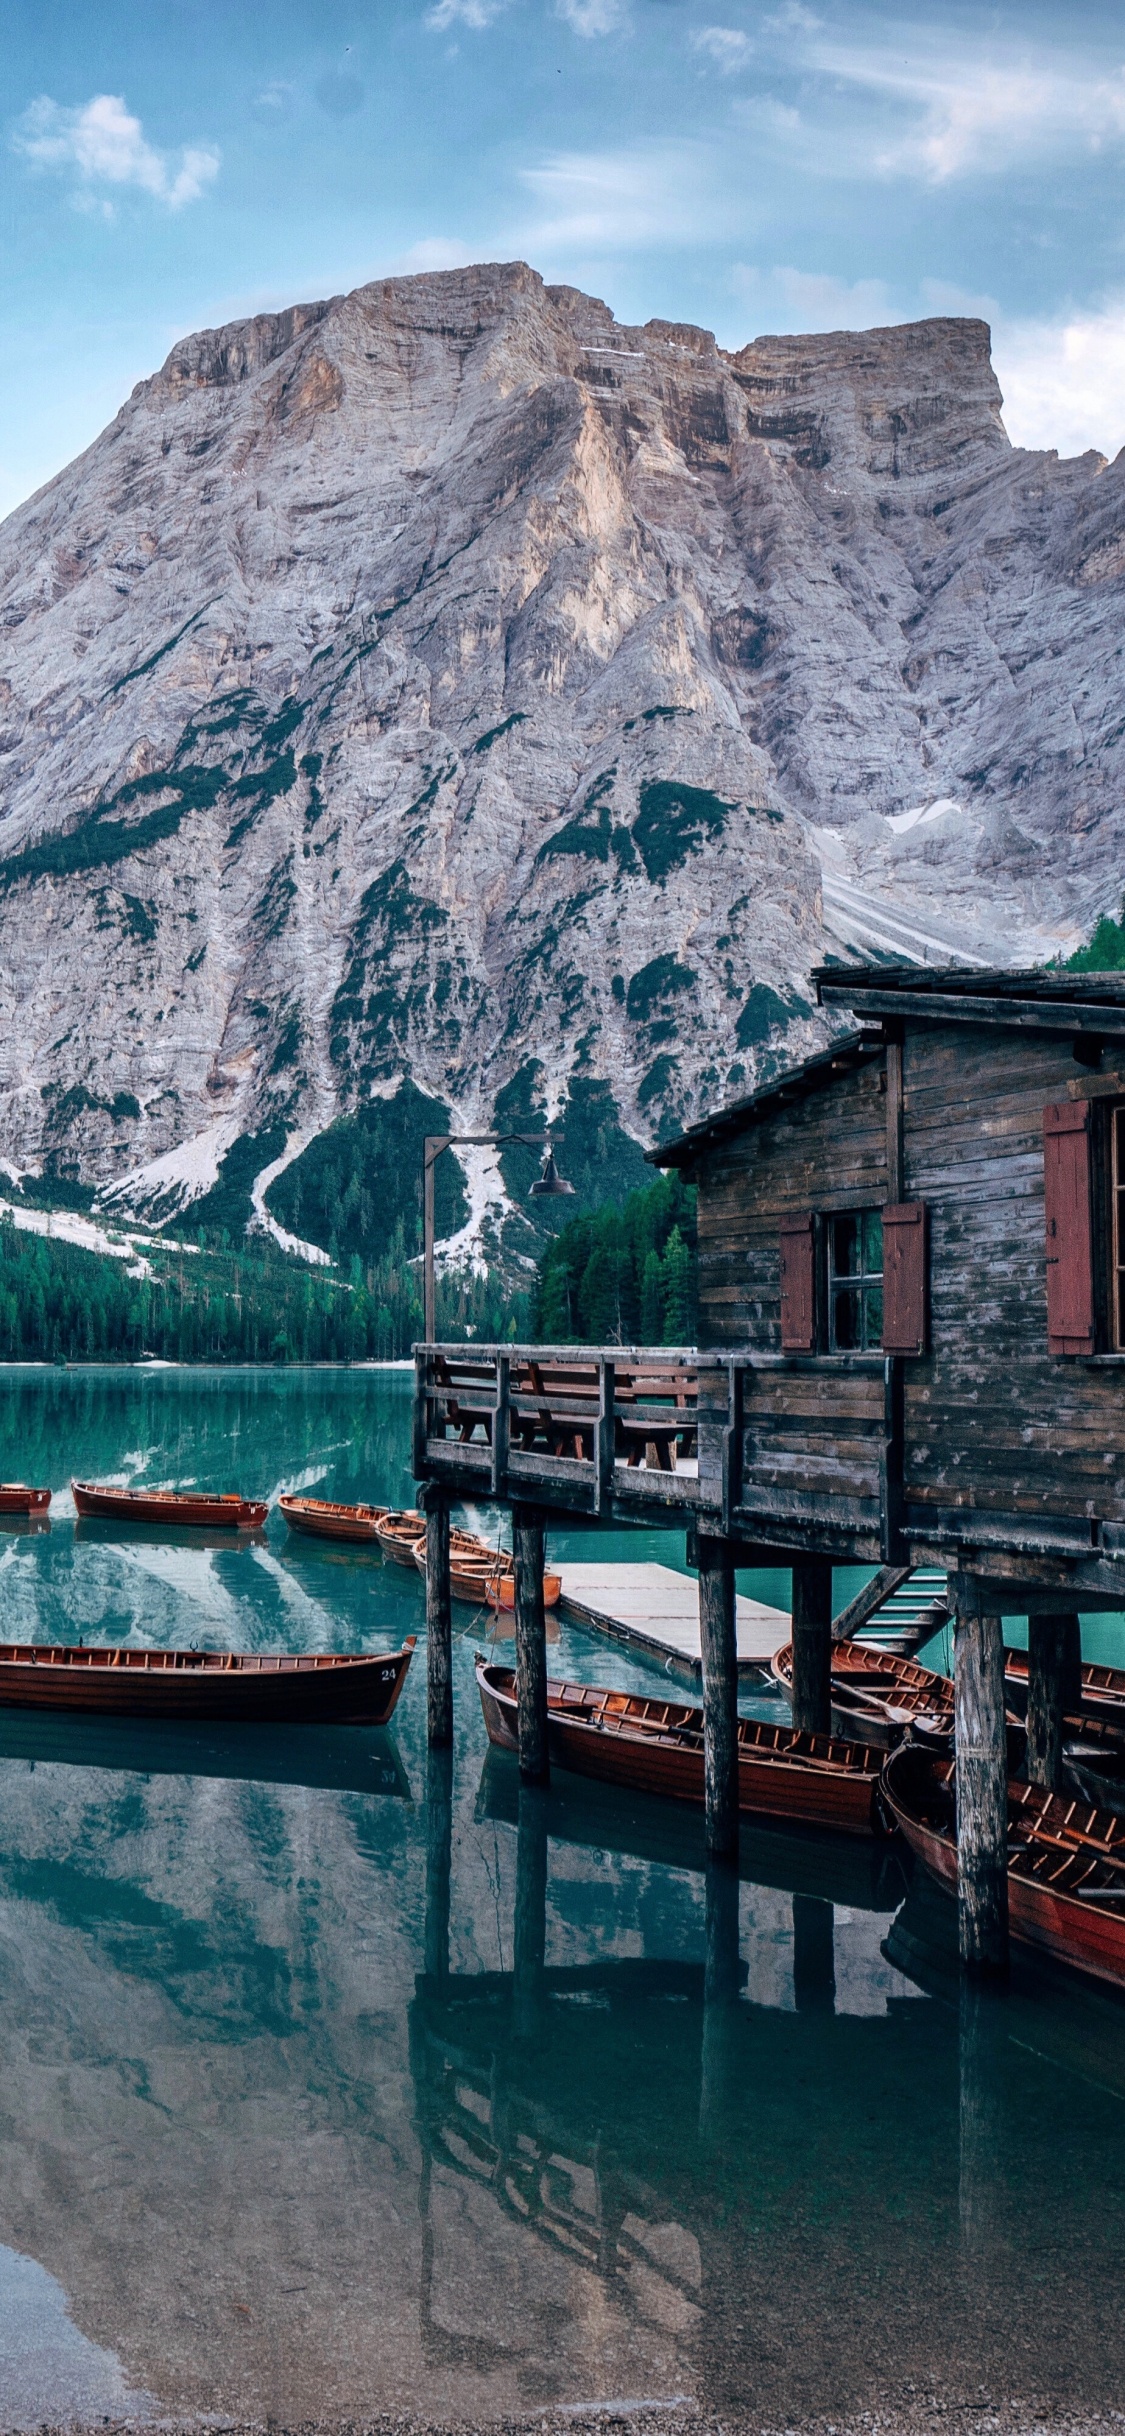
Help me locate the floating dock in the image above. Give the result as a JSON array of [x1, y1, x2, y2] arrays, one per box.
[[556, 1561, 789, 1679]]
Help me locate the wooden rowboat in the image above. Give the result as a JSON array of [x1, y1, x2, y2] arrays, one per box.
[[485, 1572, 562, 1612], [375, 1510, 426, 1565], [881, 1741, 1125, 1992], [1005, 1646, 1125, 1723], [771, 1638, 954, 1747], [1064, 1742, 1125, 1816], [411, 1527, 508, 1578], [773, 1638, 1125, 1764], [0, 1484, 51, 1515], [72, 1480, 268, 1529], [476, 1657, 887, 1835], [0, 1635, 416, 1723], [279, 1494, 388, 1543]]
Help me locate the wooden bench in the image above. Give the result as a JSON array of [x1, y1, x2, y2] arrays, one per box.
[[513, 1360, 599, 1460], [426, 1353, 700, 1472], [614, 1367, 698, 1470], [429, 1355, 499, 1446]]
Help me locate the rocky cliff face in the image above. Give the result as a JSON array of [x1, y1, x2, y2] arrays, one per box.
[[0, 261, 1121, 1249]]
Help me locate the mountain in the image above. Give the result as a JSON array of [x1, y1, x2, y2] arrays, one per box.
[[0, 259, 1122, 1266]]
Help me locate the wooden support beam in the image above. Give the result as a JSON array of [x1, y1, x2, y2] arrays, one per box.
[[513, 1501, 549, 1784], [697, 1536, 739, 1858], [952, 1572, 1009, 1975], [424, 1488, 453, 1749], [1026, 1611, 1082, 1790], [791, 1556, 833, 1734]]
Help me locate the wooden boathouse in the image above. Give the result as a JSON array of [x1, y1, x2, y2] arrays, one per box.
[[413, 965, 1125, 1972]]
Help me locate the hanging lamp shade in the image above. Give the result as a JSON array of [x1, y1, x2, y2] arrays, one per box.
[[528, 1149, 575, 1200]]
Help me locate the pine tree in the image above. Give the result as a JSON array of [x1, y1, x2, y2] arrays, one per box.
[[641, 1249, 664, 1342], [660, 1225, 694, 1346]]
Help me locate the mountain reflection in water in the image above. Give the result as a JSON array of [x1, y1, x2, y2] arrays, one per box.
[[0, 1368, 1121, 2426]]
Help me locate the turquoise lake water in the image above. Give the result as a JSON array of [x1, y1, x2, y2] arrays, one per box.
[[0, 1365, 1121, 2428]]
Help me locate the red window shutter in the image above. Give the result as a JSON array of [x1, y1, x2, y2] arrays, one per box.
[[882, 1202, 928, 1355], [779, 1213, 816, 1350], [1043, 1101, 1095, 1355]]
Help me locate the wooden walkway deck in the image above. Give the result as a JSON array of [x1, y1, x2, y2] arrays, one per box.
[[555, 1562, 789, 1679]]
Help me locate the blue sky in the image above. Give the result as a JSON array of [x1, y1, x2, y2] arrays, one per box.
[[3, 0, 1125, 517]]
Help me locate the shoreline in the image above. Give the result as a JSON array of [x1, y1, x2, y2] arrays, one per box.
[[20, 2404, 1125, 2436]]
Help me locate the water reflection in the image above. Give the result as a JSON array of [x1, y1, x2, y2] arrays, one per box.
[[0, 1373, 1119, 2423], [0, 1707, 412, 1796]]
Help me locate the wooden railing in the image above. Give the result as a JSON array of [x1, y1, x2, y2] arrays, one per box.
[[413, 1346, 699, 1516], [699, 1351, 901, 1558], [413, 1344, 905, 1558]]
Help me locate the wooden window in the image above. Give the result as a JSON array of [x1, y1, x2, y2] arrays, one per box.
[[827, 1210, 883, 1350], [1043, 1100, 1095, 1355], [882, 1202, 928, 1355]]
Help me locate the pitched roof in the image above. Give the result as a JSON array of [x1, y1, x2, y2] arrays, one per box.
[[648, 1031, 880, 1169], [650, 962, 1125, 1171], [812, 962, 1125, 1037]]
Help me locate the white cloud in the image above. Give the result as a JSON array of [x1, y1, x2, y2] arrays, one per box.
[[803, 31, 1125, 183], [993, 300, 1125, 462], [14, 93, 218, 211], [692, 27, 754, 73], [556, 0, 627, 33], [520, 142, 720, 250], [426, 0, 508, 26]]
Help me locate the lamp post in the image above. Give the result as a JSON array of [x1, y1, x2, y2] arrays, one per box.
[[422, 1132, 574, 1344]]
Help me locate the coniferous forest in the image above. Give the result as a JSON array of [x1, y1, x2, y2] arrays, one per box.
[[531, 1171, 698, 1345], [0, 1219, 526, 1364], [0, 1166, 698, 1362]]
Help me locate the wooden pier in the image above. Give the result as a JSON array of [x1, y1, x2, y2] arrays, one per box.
[[415, 966, 1125, 1973], [555, 1560, 789, 1676]]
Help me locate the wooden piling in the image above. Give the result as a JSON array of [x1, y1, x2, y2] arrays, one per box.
[[952, 1573, 1009, 1974], [697, 1535, 739, 1857], [424, 1489, 453, 1749], [791, 1556, 833, 1735], [1026, 1611, 1082, 1791], [513, 1501, 549, 1784]]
